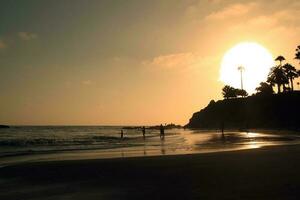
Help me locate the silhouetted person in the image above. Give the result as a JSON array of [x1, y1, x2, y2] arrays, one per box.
[[221, 122, 224, 135], [160, 124, 165, 139], [221, 122, 225, 140], [142, 126, 146, 139], [120, 129, 124, 139]]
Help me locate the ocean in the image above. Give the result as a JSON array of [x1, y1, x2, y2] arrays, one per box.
[[0, 126, 300, 166]]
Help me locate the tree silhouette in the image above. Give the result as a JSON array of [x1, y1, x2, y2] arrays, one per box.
[[269, 55, 290, 92], [282, 63, 299, 91], [222, 85, 237, 99], [275, 55, 285, 66], [267, 66, 288, 93], [221, 46, 300, 98], [255, 82, 274, 95], [236, 88, 248, 97], [222, 85, 248, 99], [295, 45, 300, 63]]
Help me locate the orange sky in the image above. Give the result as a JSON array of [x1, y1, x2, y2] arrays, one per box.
[[0, 0, 299, 125]]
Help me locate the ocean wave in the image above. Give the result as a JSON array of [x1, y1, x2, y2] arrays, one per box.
[[0, 134, 139, 147], [0, 139, 59, 146]]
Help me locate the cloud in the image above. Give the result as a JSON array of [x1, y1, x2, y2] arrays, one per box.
[[205, 3, 257, 21], [247, 15, 278, 28], [142, 53, 221, 73], [0, 40, 6, 49], [18, 32, 38, 40], [196, 0, 300, 47], [82, 80, 93, 85], [228, 3, 300, 38], [144, 52, 199, 68]]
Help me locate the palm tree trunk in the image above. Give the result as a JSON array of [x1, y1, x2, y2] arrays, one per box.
[[290, 78, 294, 91], [283, 84, 286, 92], [277, 84, 281, 93]]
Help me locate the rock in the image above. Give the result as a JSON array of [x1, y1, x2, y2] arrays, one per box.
[[185, 92, 300, 130], [0, 125, 10, 128]]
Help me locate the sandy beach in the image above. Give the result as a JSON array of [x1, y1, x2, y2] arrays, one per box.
[[0, 144, 299, 200]]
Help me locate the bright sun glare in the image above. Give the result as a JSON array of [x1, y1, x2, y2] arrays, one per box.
[[220, 42, 275, 94]]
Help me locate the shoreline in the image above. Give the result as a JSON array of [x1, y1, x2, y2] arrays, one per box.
[[1, 144, 300, 199], [1, 129, 300, 167], [2, 142, 300, 165]]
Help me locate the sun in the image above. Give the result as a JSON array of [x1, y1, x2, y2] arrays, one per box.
[[220, 42, 275, 94]]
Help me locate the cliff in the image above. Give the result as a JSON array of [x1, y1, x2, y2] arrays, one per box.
[[186, 92, 300, 130]]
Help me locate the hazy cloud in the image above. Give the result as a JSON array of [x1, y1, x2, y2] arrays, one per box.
[[144, 52, 199, 68], [229, 3, 300, 38], [82, 80, 93, 85], [18, 32, 38, 40], [205, 3, 257, 21]]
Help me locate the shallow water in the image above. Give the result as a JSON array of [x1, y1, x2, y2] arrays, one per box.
[[0, 126, 299, 166]]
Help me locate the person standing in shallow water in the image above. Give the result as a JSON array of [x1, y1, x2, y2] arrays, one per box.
[[221, 122, 224, 134], [221, 122, 225, 140], [160, 124, 165, 139], [120, 129, 124, 139], [142, 126, 146, 139]]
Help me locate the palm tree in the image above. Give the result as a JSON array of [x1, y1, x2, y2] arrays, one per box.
[[267, 66, 288, 93], [295, 45, 300, 63], [274, 55, 288, 91], [282, 63, 299, 91], [275, 55, 285, 66], [237, 66, 245, 90]]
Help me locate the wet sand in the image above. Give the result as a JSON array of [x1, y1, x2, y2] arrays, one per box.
[[0, 144, 299, 200]]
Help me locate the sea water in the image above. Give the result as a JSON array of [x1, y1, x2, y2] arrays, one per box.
[[0, 126, 300, 166]]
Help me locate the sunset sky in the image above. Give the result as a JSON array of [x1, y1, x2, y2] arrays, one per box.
[[1, 0, 300, 125]]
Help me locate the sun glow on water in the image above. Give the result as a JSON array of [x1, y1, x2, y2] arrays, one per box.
[[220, 42, 275, 94]]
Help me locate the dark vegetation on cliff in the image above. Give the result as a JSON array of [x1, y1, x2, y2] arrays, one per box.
[[186, 92, 300, 130]]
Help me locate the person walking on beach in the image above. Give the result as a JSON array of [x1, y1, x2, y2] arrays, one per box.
[[160, 124, 165, 139], [120, 129, 124, 139], [142, 126, 146, 139]]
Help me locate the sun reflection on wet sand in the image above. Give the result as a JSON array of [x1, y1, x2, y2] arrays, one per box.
[[181, 130, 300, 153], [245, 140, 261, 149]]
